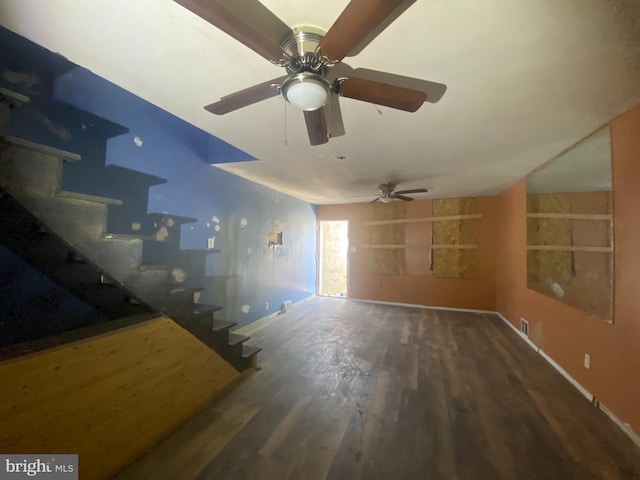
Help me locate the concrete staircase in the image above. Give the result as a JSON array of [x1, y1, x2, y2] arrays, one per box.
[[0, 86, 260, 371]]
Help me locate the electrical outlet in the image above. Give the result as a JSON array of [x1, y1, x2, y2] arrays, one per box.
[[584, 353, 591, 370], [207, 236, 216, 249], [265, 302, 269, 310]]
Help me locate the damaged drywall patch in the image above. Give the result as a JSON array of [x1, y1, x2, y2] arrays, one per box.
[[171, 267, 187, 283], [2, 70, 39, 88], [214, 225, 221, 232], [131, 222, 141, 231], [241, 305, 250, 314], [240, 218, 248, 230], [133, 136, 143, 147], [34, 112, 72, 141], [155, 226, 169, 241]]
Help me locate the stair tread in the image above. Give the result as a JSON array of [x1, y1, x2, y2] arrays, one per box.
[[0, 87, 30, 106], [147, 213, 198, 224], [178, 248, 222, 254], [104, 165, 167, 186], [241, 345, 262, 358], [104, 233, 159, 241], [56, 190, 123, 205], [168, 285, 205, 295], [138, 263, 170, 271], [212, 319, 237, 331], [4, 136, 81, 162], [228, 333, 250, 346], [192, 303, 223, 315]]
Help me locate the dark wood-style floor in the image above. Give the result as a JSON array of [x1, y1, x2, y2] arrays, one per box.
[[116, 297, 640, 480]]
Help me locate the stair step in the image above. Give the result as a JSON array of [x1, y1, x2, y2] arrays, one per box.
[[56, 190, 123, 205], [212, 319, 237, 332], [147, 213, 198, 225], [104, 233, 158, 241], [4, 135, 81, 162], [138, 263, 170, 272], [192, 303, 223, 316], [104, 165, 167, 186], [228, 333, 249, 346], [241, 345, 262, 359], [168, 285, 204, 296], [178, 248, 222, 255], [0, 87, 30, 107]]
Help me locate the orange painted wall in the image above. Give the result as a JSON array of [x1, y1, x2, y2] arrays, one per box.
[[317, 196, 500, 311], [496, 104, 640, 435]]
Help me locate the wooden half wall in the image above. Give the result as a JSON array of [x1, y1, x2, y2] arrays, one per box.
[[317, 196, 500, 311], [0, 317, 241, 479]]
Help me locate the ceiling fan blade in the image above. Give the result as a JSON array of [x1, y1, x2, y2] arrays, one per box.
[[319, 0, 410, 62], [352, 68, 447, 104], [327, 93, 345, 138], [345, 0, 416, 57], [304, 108, 329, 146], [204, 76, 287, 115], [370, 197, 381, 203], [175, 0, 290, 63], [394, 188, 428, 195], [394, 194, 415, 202], [338, 77, 427, 112]]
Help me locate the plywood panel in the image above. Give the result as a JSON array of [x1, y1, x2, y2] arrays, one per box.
[[0, 317, 241, 480], [432, 198, 478, 279], [368, 202, 406, 275], [320, 221, 348, 296], [526, 191, 613, 320]]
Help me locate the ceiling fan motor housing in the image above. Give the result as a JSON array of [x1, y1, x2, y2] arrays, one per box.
[[280, 26, 328, 75], [279, 27, 333, 111]]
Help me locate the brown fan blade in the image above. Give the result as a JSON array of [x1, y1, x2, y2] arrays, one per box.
[[338, 77, 427, 112], [304, 108, 329, 146], [394, 194, 414, 202], [352, 68, 447, 104], [327, 93, 345, 138], [319, 0, 411, 62], [395, 188, 428, 195], [204, 76, 287, 115], [175, 0, 290, 62]]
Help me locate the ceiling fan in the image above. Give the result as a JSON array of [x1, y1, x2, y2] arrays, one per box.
[[371, 183, 428, 203], [174, 0, 447, 146]]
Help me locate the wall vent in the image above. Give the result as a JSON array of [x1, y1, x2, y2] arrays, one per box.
[[520, 317, 529, 337]]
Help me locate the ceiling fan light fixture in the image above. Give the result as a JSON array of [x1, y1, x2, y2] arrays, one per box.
[[282, 72, 330, 111], [380, 197, 394, 203]]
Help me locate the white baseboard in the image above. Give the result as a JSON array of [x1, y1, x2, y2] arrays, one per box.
[[349, 298, 493, 316], [494, 312, 640, 449]]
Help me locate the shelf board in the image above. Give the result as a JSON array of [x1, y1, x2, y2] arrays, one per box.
[[365, 213, 482, 226], [527, 213, 612, 221], [431, 244, 478, 249], [527, 245, 612, 253]]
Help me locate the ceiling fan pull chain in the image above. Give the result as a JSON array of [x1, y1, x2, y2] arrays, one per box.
[[283, 99, 288, 146]]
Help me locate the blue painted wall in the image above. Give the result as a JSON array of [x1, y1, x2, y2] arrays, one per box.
[[1, 27, 317, 327], [52, 72, 316, 327]]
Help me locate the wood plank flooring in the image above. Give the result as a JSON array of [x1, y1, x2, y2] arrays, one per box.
[[115, 297, 640, 480]]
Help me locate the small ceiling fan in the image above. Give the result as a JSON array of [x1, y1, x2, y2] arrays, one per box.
[[174, 0, 447, 146], [371, 183, 428, 203]]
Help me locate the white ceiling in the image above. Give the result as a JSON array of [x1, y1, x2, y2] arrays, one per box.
[[1, 0, 639, 204]]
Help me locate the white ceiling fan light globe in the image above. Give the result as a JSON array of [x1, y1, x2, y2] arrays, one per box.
[[282, 73, 330, 111], [380, 197, 394, 203]]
